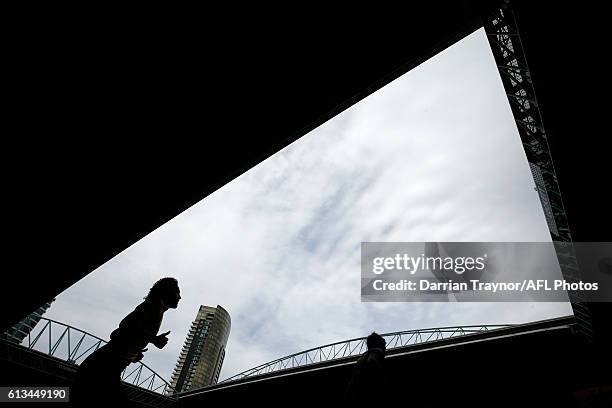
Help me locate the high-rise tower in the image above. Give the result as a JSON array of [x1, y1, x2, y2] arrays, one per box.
[[170, 305, 231, 392], [2, 298, 55, 343]]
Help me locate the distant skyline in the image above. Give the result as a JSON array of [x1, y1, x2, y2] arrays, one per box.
[[46, 27, 572, 383]]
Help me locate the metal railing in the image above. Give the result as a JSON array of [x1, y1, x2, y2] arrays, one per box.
[[221, 324, 512, 383], [2, 317, 177, 397]]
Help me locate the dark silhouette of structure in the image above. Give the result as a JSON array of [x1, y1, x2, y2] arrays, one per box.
[[344, 332, 388, 407], [71, 277, 181, 404]]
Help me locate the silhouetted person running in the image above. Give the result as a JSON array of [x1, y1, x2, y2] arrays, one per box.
[[344, 332, 388, 407], [71, 277, 181, 405]]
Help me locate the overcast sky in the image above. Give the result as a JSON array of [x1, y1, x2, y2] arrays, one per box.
[[46, 28, 572, 383]]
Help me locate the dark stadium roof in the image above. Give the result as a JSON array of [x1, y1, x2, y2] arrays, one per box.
[[5, 1, 610, 347]]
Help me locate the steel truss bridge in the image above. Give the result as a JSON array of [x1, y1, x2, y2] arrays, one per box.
[[3, 319, 513, 397], [1, 317, 177, 406], [221, 324, 511, 383]]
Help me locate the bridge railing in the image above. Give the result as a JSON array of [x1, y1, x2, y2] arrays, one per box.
[[2, 317, 177, 398], [221, 324, 512, 383]]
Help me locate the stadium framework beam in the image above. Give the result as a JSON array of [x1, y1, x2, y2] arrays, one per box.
[[481, 0, 592, 337]]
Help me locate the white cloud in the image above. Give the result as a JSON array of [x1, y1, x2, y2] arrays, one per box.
[[46, 28, 572, 384]]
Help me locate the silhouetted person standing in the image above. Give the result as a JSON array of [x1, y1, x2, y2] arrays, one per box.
[[71, 277, 181, 405], [344, 332, 388, 407]]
